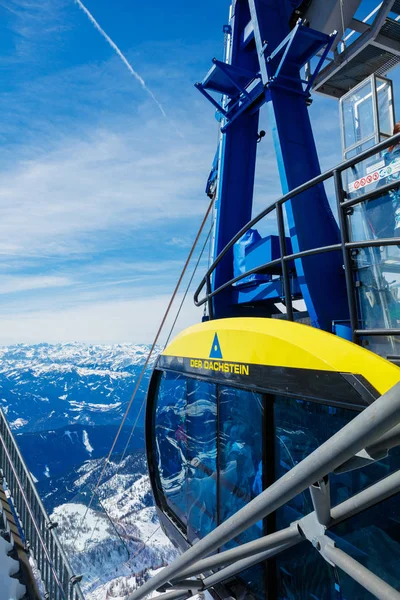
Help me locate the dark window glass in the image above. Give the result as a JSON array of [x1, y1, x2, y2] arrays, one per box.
[[330, 448, 400, 599], [154, 373, 217, 538], [219, 386, 264, 600], [154, 372, 188, 525], [274, 397, 356, 600], [274, 397, 400, 599], [186, 378, 217, 542]]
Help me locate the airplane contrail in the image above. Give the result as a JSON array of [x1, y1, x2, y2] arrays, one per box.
[[74, 0, 167, 118]]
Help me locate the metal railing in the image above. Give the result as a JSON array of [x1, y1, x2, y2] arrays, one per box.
[[0, 408, 85, 600], [127, 381, 400, 600], [194, 131, 400, 343]]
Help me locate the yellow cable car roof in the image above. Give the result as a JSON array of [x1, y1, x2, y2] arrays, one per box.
[[163, 317, 400, 396]]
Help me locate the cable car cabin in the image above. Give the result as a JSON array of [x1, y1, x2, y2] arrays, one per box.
[[146, 318, 400, 600]]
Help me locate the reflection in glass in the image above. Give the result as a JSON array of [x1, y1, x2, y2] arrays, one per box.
[[341, 76, 395, 202], [331, 458, 400, 599], [154, 373, 218, 537], [155, 372, 188, 524], [274, 397, 355, 600], [219, 386, 263, 535], [219, 386, 264, 600], [347, 178, 400, 356], [186, 378, 217, 541], [376, 77, 394, 137], [274, 397, 400, 599]]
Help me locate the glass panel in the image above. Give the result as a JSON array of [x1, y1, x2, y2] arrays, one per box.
[[343, 139, 381, 199], [346, 183, 400, 356], [330, 448, 400, 599], [274, 397, 357, 600], [353, 245, 400, 325], [376, 77, 394, 137], [219, 386, 264, 600], [345, 149, 400, 357], [186, 378, 217, 541], [342, 79, 374, 151], [274, 397, 400, 598], [349, 179, 400, 244], [154, 371, 188, 526], [153, 373, 218, 538], [219, 386, 263, 536]]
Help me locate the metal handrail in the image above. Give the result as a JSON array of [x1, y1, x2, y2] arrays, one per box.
[[194, 131, 400, 342], [0, 408, 85, 600], [127, 381, 400, 600]]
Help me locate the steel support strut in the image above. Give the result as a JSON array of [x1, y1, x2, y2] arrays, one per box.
[[128, 382, 400, 600]]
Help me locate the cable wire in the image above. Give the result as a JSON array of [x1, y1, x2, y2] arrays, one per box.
[[117, 220, 213, 469], [340, 0, 346, 48], [81, 218, 214, 561], [72, 196, 214, 548]]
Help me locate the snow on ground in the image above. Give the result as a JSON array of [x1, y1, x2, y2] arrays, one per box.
[[69, 400, 122, 412], [9, 418, 28, 429], [64, 430, 79, 443], [52, 503, 113, 552], [83, 430, 94, 454], [53, 457, 178, 599], [0, 534, 26, 599]]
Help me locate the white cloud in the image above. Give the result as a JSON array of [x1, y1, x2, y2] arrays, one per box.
[[0, 122, 212, 258], [0, 275, 71, 294], [0, 293, 202, 345]]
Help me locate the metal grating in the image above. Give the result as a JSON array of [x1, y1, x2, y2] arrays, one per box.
[[392, 0, 400, 15], [313, 13, 400, 98], [315, 44, 400, 97], [381, 17, 400, 41]]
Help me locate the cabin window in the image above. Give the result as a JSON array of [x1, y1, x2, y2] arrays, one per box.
[[154, 371, 188, 525], [186, 378, 217, 542], [152, 372, 400, 600], [154, 372, 217, 537], [273, 396, 400, 599], [217, 386, 266, 600], [273, 396, 357, 599], [330, 446, 400, 598], [219, 385, 264, 538]]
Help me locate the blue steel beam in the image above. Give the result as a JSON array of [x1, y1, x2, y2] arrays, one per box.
[[209, 0, 348, 329], [248, 0, 348, 330], [211, 0, 261, 318]]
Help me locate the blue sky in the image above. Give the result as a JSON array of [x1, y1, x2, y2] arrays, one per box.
[[0, 0, 397, 344]]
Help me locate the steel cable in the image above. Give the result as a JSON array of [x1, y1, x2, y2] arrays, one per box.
[[82, 216, 214, 562], [72, 196, 214, 551]]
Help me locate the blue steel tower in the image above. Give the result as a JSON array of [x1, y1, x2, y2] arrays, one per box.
[[197, 0, 349, 330]]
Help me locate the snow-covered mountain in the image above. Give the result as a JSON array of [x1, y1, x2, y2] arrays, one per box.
[[50, 452, 178, 599], [0, 343, 158, 433], [0, 342, 179, 599], [17, 423, 144, 489]]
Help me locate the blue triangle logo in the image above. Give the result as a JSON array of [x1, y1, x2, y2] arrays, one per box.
[[209, 333, 223, 359]]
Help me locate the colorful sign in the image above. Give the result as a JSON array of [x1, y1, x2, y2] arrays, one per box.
[[348, 157, 400, 193]]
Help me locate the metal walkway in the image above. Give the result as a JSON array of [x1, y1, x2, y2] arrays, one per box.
[[127, 381, 400, 600], [311, 0, 400, 97], [0, 408, 84, 600]]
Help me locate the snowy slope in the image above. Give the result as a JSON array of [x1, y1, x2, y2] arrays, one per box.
[[52, 453, 178, 599], [0, 342, 180, 599], [0, 343, 159, 433]]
